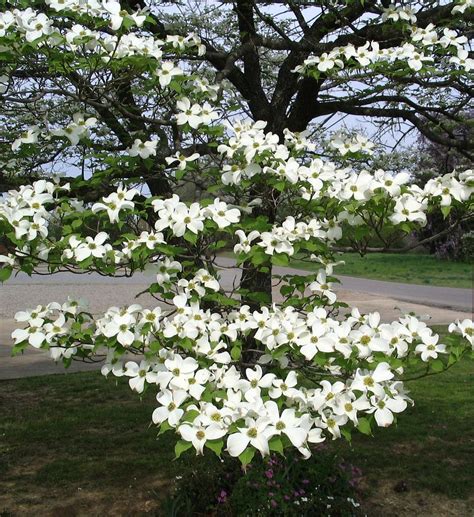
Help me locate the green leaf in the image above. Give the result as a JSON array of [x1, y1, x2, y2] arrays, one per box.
[[280, 285, 294, 297], [251, 250, 269, 266], [357, 417, 372, 436], [231, 344, 241, 361], [441, 205, 452, 218], [341, 427, 352, 443], [268, 436, 283, 455], [168, 80, 182, 93], [205, 439, 223, 457], [11, 341, 27, 356], [399, 222, 412, 234], [211, 240, 227, 250], [183, 231, 198, 244], [271, 254, 289, 267], [0, 267, 12, 282], [182, 409, 200, 423], [157, 421, 172, 435], [200, 387, 213, 402], [245, 291, 271, 304], [207, 184, 222, 194], [211, 389, 227, 400], [175, 440, 193, 459], [238, 447, 255, 466], [430, 359, 444, 372]]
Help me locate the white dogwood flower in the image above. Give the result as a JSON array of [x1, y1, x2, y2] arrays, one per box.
[[12, 314, 48, 348], [74, 232, 109, 262], [92, 187, 137, 223], [227, 416, 273, 457], [415, 335, 447, 361], [165, 151, 200, 170], [11, 125, 41, 151], [152, 389, 188, 427], [265, 401, 307, 447], [127, 139, 158, 159], [123, 360, 155, 393], [102, 312, 137, 347], [179, 423, 226, 454], [309, 270, 337, 305], [155, 61, 183, 87], [368, 394, 407, 427]]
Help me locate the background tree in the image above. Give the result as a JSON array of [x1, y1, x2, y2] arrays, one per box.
[[413, 110, 473, 258]]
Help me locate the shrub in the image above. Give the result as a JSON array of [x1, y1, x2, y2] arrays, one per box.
[[460, 231, 474, 263], [165, 450, 362, 516]]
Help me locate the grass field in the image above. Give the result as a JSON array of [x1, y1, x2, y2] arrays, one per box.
[[291, 253, 472, 289], [0, 330, 473, 515]]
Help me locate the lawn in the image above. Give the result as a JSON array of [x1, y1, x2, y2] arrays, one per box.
[[291, 252, 472, 289], [1, 331, 473, 515]]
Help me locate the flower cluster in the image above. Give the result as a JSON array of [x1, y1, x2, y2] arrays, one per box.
[[51, 113, 97, 145], [3, 6, 208, 151], [0, 180, 66, 244], [0, 182, 244, 270], [126, 139, 158, 159], [3, 176, 472, 464], [175, 98, 219, 129], [0, 156, 472, 291], [11, 299, 86, 360], [11, 292, 473, 459], [330, 134, 375, 156], [449, 319, 474, 347], [256, 217, 328, 257], [152, 195, 241, 237], [294, 23, 471, 75], [216, 121, 473, 239]]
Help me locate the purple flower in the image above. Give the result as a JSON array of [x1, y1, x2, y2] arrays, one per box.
[[217, 489, 228, 504], [302, 479, 310, 485], [270, 500, 278, 508], [265, 469, 274, 479]]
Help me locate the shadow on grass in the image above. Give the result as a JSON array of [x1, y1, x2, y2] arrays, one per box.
[[0, 352, 473, 514]]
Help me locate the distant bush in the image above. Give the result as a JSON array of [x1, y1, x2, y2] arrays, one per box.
[[415, 209, 474, 262], [460, 232, 474, 263]]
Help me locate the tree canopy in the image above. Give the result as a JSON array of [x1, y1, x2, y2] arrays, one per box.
[[0, 0, 473, 464]]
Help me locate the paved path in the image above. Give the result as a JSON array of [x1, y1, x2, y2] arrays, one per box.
[[338, 275, 471, 311], [1, 260, 472, 379], [4, 257, 472, 310]]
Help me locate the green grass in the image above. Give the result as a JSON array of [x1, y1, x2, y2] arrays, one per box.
[[0, 329, 473, 513], [0, 370, 226, 514], [291, 253, 472, 288], [341, 357, 474, 499]]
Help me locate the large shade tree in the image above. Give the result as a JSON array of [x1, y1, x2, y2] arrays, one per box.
[[0, 0, 473, 464]]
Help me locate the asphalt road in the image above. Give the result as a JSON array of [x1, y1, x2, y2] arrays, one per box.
[[337, 274, 472, 312], [4, 256, 472, 311]]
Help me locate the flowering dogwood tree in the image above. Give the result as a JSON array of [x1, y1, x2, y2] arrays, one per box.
[[0, 1, 473, 465]]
